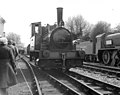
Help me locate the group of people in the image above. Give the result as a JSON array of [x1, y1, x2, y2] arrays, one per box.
[[0, 37, 19, 95]]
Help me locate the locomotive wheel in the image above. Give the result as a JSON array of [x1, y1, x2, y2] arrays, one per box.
[[85, 55, 89, 62], [84, 56, 87, 62], [92, 56, 97, 62], [116, 61, 120, 67], [102, 51, 111, 65], [89, 55, 92, 62], [111, 51, 118, 66]]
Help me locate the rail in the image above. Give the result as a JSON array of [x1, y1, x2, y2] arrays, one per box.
[[20, 56, 42, 95]]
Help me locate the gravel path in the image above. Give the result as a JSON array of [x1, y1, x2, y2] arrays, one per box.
[[8, 82, 32, 95], [7, 59, 33, 95]]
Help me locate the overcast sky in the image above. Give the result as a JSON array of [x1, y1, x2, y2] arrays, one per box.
[[0, 0, 120, 46]]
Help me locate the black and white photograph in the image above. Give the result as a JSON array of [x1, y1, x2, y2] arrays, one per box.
[[0, 0, 120, 95]]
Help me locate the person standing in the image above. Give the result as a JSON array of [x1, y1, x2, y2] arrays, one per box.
[[7, 40, 16, 74], [12, 41, 19, 59], [7, 40, 15, 56], [0, 37, 17, 95], [12, 41, 19, 75]]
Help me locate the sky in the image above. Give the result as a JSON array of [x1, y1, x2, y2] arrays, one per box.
[[0, 0, 120, 47]]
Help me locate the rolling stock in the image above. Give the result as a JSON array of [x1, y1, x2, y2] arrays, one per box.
[[77, 32, 120, 67], [29, 7, 85, 71]]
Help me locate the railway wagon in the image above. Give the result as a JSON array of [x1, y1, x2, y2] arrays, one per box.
[[18, 47, 25, 54], [29, 7, 85, 71], [77, 32, 120, 67], [76, 41, 96, 62]]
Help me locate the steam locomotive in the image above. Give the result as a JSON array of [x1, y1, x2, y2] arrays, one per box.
[[77, 32, 120, 67], [29, 7, 85, 71]]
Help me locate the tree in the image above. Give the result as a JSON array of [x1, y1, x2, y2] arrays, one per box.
[[74, 15, 87, 37], [114, 24, 120, 32], [81, 23, 94, 41], [65, 17, 74, 33], [90, 21, 111, 42], [116, 24, 120, 30], [81, 32, 91, 41], [6, 32, 21, 45], [65, 15, 89, 39]]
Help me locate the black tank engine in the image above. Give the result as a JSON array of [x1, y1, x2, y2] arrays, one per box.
[[29, 7, 85, 71]]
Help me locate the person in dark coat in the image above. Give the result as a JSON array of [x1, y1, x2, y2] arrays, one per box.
[[0, 37, 17, 95], [7, 40, 17, 74], [7, 40, 15, 56], [12, 41, 19, 75], [12, 41, 19, 59]]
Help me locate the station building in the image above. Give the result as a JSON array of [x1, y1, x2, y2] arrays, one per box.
[[0, 16, 5, 37]]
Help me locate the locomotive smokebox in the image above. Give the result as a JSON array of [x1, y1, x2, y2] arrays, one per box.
[[57, 7, 64, 26]]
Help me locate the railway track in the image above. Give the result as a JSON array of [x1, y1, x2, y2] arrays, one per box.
[[24, 55, 86, 94], [68, 69, 120, 95], [45, 69, 120, 95], [20, 55, 120, 95], [22, 55, 64, 95], [21, 56, 42, 95], [7, 55, 44, 95], [23, 55, 101, 95], [83, 62, 120, 77]]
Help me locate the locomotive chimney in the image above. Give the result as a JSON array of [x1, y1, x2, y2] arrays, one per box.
[[57, 7, 64, 26]]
